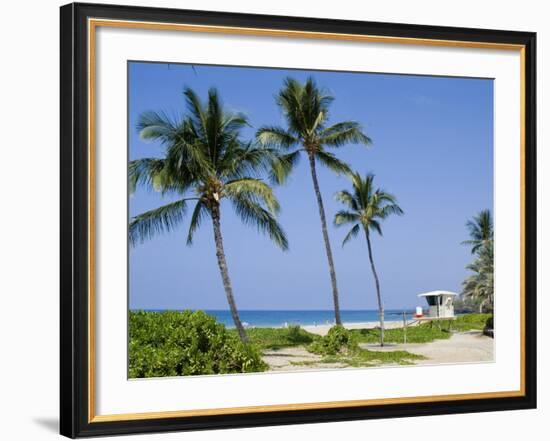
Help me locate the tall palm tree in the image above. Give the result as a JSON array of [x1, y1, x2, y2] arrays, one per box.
[[462, 209, 493, 254], [461, 210, 494, 313], [462, 242, 494, 313], [334, 172, 403, 346], [129, 87, 288, 343], [256, 77, 371, 325]]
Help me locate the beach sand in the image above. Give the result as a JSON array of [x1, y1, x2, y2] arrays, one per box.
[[302, 320, 407, 336]]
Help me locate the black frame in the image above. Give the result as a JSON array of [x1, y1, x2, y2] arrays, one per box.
[[60, 2, 537, 438]]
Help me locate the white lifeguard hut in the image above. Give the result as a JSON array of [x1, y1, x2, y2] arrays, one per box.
[[417, 290, 458, 319]]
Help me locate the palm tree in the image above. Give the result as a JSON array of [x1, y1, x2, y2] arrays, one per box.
[[256, 77, 371, 325], [461, 210, 494, 313], [462, 209, 493, 254], [334, 172, 403, 346], [129, 87, 288, 343], [462, 241, 494, 312]]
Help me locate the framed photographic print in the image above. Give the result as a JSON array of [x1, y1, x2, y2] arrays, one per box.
[[60, 2, 537, 438]]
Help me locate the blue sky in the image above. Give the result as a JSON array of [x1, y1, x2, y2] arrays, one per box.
[[128, 61, 493, 311]]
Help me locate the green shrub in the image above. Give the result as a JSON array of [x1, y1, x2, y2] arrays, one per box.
[[308, 325, 359, 355], [129, 310, 267, 378], [451, 313, 492, 331]]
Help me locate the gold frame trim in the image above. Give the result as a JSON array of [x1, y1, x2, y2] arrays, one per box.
[[87, 18, 527, 423]]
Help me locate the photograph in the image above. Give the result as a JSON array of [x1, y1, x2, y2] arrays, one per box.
[[128, 61, 495, 378], [57, 2, 536, 437]]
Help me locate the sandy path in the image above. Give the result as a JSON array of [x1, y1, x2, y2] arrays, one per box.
[[262, 331, 494, 371], [360, 331, 494, 365], [262, 346, 349, 371]]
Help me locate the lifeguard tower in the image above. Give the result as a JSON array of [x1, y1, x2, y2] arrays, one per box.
[[417, 290, 457, 319]]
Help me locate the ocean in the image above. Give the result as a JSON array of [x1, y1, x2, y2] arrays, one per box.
[[138, 309, 415, 328]]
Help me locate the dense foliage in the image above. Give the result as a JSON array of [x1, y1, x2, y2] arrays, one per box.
[[308, 325, 359, 355], [129, 311, 267, 378]]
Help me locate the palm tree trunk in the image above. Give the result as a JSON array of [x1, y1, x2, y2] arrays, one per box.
[[307, 152, 342, 325], [210, 204, 248, 343], [365, 230, 384, 346]]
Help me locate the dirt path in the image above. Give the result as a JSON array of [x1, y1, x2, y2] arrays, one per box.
[[359, 331, 494, 365], [262, 346, 350, 371], [262, 331, 494, 371]]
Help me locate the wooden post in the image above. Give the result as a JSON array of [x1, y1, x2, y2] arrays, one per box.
[[403, 311, 407, 345]]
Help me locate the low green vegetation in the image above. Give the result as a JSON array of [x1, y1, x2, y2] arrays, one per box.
[[452, 313, 492, 331], [228, 325, 317, 350], [308, 325, 357, 355], [350, 313, 492, 344], [129, 310, 267, 378], [304, 325, 423, 368], [129, 312, 492, 377]]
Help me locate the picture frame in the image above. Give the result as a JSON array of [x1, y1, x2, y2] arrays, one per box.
[[60, 2, 537, 438]]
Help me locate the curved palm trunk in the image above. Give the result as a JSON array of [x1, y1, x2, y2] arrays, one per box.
[[210, 204, 248, 343], [365, 230, 384, 346], [307, 152, 342, 325]]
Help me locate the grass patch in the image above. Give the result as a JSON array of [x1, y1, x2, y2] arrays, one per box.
[[452, 313, 492, 331], [305, 325, 424, 368], [229, 325, 318, 350], [321, 349, 424, 368], [350, 313, 492, 344]]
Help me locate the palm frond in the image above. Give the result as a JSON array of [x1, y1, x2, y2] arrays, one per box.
[[128, 158, 166, 194], [224, 178, 280, 213], [221, 112, 250, 134], [231, 197, 288, 250], [341, 223, 361, 247], [315, 150, 352, 175], [219, 143, 272, 180], [256, 126, 299, 150], [369, 219, 383, 236], [379, 202, 404, 219], [463, 209, 493, 254], [137, 111, 179, 143], [276, 78, 307, 135], [129, 199, 189, 246], [183, 87, 208, 138], [319, 121, 372, 148], [334, 190, 359, 211], [269, 149, 301, 185], [186, 200, 208, 245], [334, 210, 360, 226]]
